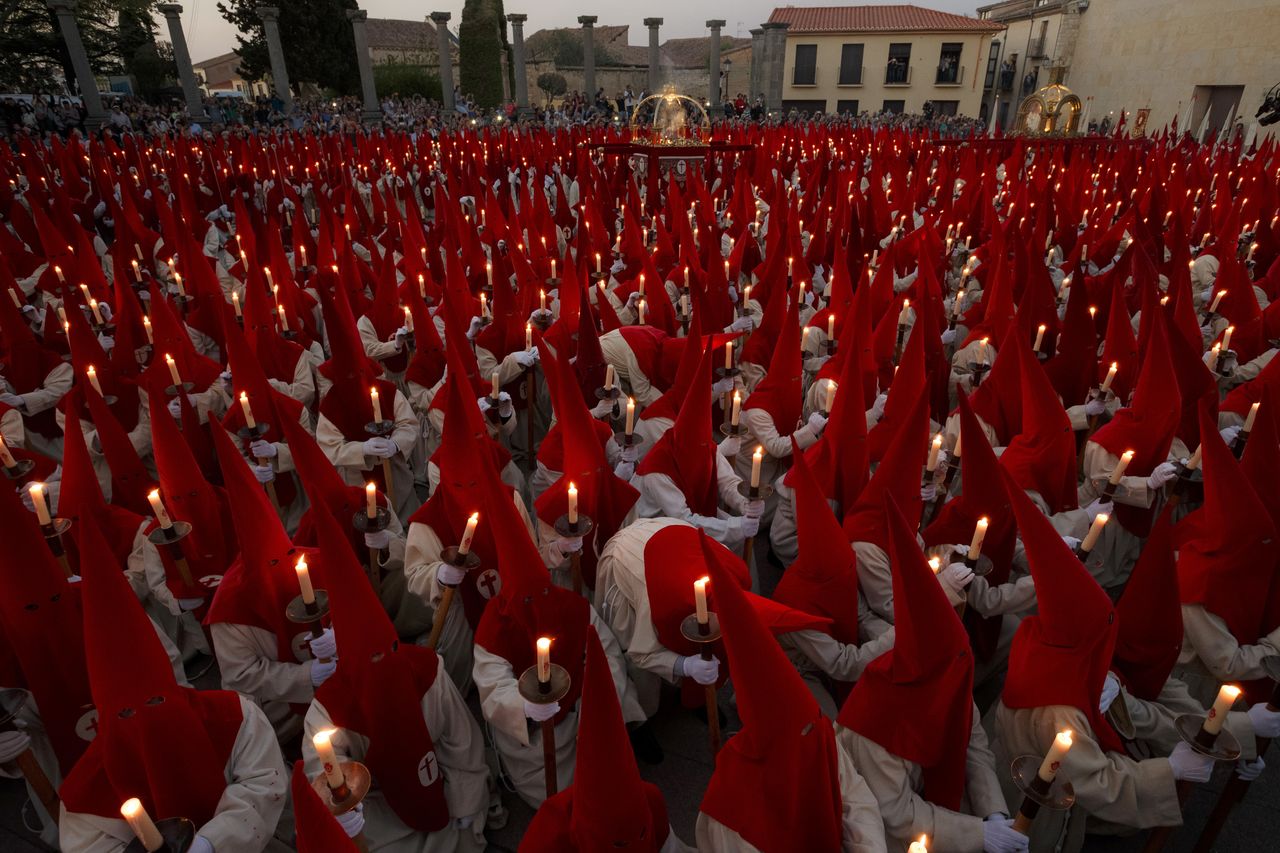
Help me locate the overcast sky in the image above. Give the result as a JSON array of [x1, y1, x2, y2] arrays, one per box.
[[171, 0, 984, 63]]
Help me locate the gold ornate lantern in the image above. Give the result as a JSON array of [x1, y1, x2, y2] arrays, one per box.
[[629, 86, 711, 147], [1014, 68, 1083, 137]]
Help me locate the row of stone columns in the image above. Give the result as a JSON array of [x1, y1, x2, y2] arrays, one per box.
[[44, 3, 766, 126]]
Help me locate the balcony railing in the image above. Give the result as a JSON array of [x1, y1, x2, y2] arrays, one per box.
[[935, 64, 964, 86], [884, 63, 912, 85], [1028, 37, 1047, 58], [837, 65, 864, 86]]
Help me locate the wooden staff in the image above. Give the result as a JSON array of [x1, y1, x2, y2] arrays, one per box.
[[518, 656, 570, 799], [681, 612, 722, 756], [427, 541, 478, 650], [309, 735, 372, 853]]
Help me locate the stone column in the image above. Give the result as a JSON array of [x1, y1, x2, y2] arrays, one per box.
[[749, 28, 763, 100], [507, 13, 530, 112], [255, 7, 292, 112], [157, 5, 206, 121], [431, 11, 455, 111], [706, 19, 726, 108], [45, 1, 105, 128], [579, 16, 598, 103], [346, 9, 381, 122], [762, 21, 789, 113], [644, 17, 662, 93]]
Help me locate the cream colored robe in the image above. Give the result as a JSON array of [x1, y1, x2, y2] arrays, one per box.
[[1117, 676, 1257, 761], [599, 329, 664, 407], [210, 620, 318, 742], [1173, 603, 1280, 708], [633, 452, 750, 549], [302, 661, 489, 853], [837, 707, 1006, 853], [780, 620, 896, 719], [316, 386, 421, 521], [59, 696, 291, 853], [694, 735, 887, 853]]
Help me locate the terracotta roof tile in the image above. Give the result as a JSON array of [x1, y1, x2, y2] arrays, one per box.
[[768, 4, 1003, 34]]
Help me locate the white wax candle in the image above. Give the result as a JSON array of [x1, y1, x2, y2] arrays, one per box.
[[0, 435, 15, 468], [120, 798, 164, 852], [1244, 402, 1261, 433], [1209, 289, 1227, 314], [637, 299, 646, 325], [1221, 326, 1234, 353], [239, 392, 256, 429], [625, 397, 636, 435], [1109, 450, 1134, 485], [724, 340, 734, 370], [828, 313, 836, 339], [568, 482, 579, 524], [540, 289, 547, 311], [977, 337, 990, 365], [967, 517, 989, 560], [1033, 324, 1046, 352], [86, 366, 102, 396], [88, 298, 104, 325], [370, 387, 383, 422], [30, 483, 51, 526], [403, 305, 414, 333], [525, 322, 533, 352], [595, 252, 601, 273], [1186, 444, 1203, 471], [927, 434, 943, 472], [824, 380, 837, 414], [313, 729, 347, 789], [751, 446, 763, 488], [1207, 344, 1221, 373], [164, 354, 182, 387], [898, 299, 911, 326], [1204, 684, 1242, 735], [1100, 361, 1118, 393], [491, 372, 500, 399], [908, 837, 929, 853], [694, 576, 710, 624], [231, 291, 242, 317], [148, 489, 173, 529], [458, 512, 480, 555], [366, 482, 378, 519], [1036, 730, 1074, 782], [480, 292, 489, 318], [604, 364, 616, 391], [296, 556, 315, 605], [536, 637, 551, 683]]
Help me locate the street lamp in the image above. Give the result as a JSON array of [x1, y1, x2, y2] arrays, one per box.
[[723, 58, 733, 103]]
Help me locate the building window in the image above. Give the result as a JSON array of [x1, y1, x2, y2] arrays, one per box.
[[886, 44, 911, 84], [836, 99, 859, 115], [936, 43, 962, 84], [793, 44, 817, 86], [932, 100, 959, 116], [985, 49, 999, 89], [882, 99, 905, 114], [781, 99, 827, 114], [838, 44, 864, 85]]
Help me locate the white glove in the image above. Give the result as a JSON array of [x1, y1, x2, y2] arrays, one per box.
[[625, 292, 641, 309], [97, 301, 113, 322], [806, 412, 828, 435], [251, 463, 275, 483], [267, 377, 290, 394], [466, 316, 485, 339], [1084, 498, 1112, 523], [335, 803, 365, 838], [362, 437, 397, 458], [438, 562, 467, 587], [513, 350, 538, 369], [392, 326, 409, 350], [870, 393, 888, 421], [1147, 461, 1179, 490], [940, 327, 957, 345], [937, 562, 975, 606], [1248, 702, 1280, 738], [983, 816, 1029, 852], [310, 657, 338, 687], [590, 398, 615, 419], [727, 285, 739, 303], [744, 499, 765, 519], [1061, 535, 1082, 551], [681, 654, 720, 686], [610, 258, 626, 275], [737, 515, 760, 539], [719, 435, 742, 458], [0, 730, 31, 764], [613, 461, 636, 480], [166, 395, 196, 418], [1220, 425, 1242, 444], [0, 392, 23, 408], [524, 699, 560, 722], [921, 483, 938, 502], [309, 627, 337, 660], [497, 391, 514, 418], [250, 439, 277, 458], [220, 369, 233, 391], [806, 354, 831, 371], [619, 443, 640, 464], [1169, 741, 1214, 783], [1100, 672, 1121, 713], [729, 315, 753, 333], [187, 837, 214, 853], [364, 528, 393, 551], [551, 536, 584, 559], [711, 376, 734, 395], [1084, 396, 1107, 417], [97, 333, 115, 351], [1236, 756, 1266, 782]]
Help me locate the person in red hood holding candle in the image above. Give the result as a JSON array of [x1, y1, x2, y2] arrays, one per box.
[[59, 514, 291, 853], [303, 501, 490, 853], [839, 496, 1015, 853], [0, 278, 71, 459], [994, 469, 1213, 850]]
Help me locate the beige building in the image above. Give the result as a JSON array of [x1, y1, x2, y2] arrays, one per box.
[[977, 0, 1280, 139], [768, 5, 1002, 116]]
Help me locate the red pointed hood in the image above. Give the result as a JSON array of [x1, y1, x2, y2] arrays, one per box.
[[1112, 507, 1182, 702], [999, 328, 1078, 514], [701, 531, 844, 853], [291, 761, 359, 852], [843, 393, 929, 550], [867, 301, 928, 461], [839, 494, 974, 810], [742, 287, 803, 431], [1001, 468, 1123, 753], [1091, 309, 1180, 478], [60, 513, 242, 825], [773, 437, 861, 645], [635, 339, 718, 516], [80, 382, 156, 515], [1241, 388, 1280, 530]]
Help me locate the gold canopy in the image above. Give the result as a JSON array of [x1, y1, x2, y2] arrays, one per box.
[[1014, 72, 1084, 137]]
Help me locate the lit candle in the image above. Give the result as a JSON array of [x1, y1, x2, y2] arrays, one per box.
[[1036, 730, 1074, 783], [694, 576, 710, 624], [536, 637, 552, 683], [142, 314, 153, 342], [827, 313, 835, 339], [365, 482, 378, 519], [1109, 449, 1134, 485], [29, 482, 51, 526], [563, 481, 579, 526], [312, 729, 346, 789], [823, 380, 837, 414], [231, 291, 242, 317], [1186, 444, 1203, 471], [1221, 325, 1234, 353], [480, 292, 489, 318], [744, 284, 752, 305], [403, 305, 414, 333], [731, 390, 742, 426], [967, 517, 989, 560], [724, 340, 734, 370], [540, 289, 547, 312], [1206, 343, 1221, 373], [296, 556, 315, 605], [0, 435, 15, 468], [491, 371, 500, 399], [1244, 402, 1261, 433], [604, 364, 615, 391], [458, 512, 480, 555], [525, 322, 533, 352], [120, 798, 164, 852], [625, 397, 636, 435], [1081, 513, 1108, 551], [550, 259, 557, 280], [53, 265, 65, 284], [1204, 684, 1242, 736], [370, 387, 383, 422], [898, 299, 911, 326], [927, 433, 943, 472], [86, 365, 103, 396], [88, 298, 104, 325], [908, 837, 929, 853], [639, 274, 646, 298], [239, 392, 257, 429], [637, 299, 646, 325], [595, 252, 601, 273], [751, 446, 763, 488], [1100, 361, 1118, 393], [78, 282, 91, 304], [174, 271, 186, 297], [147, 489, 173, 529], [977, 337, 990, 366], [1209, 289, 1227, 314], [953, 288, 966, 318], [164, 353, 182, 387], [1033, 324, 1046, 352]]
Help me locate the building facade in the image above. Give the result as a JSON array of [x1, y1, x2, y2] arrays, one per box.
[[977, 0, 1280, 139], [767, 5, 1002, 116]]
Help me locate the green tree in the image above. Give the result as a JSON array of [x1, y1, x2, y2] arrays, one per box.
[[373, 63, 441, 101], [217, 0, 360, 96], [535, 71, 565, 106], [458, 0, 504, 108], [118, 7, 176, 99], [0, 0, 160, 93]]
